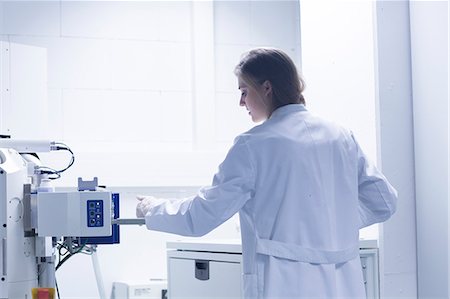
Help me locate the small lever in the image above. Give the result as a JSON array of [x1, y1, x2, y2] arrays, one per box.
[[111, 218, 146, 226]]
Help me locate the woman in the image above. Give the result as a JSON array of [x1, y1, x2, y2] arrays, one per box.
[[136, 48, 397, 298]]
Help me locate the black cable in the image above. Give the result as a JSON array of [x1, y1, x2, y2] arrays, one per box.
[[54, 241, 90, 298], [56, 277, 60, 299], [56, 242, 87, 271], [37, 262, 47, 278], [57, 242, 70, 261], [54, 143, 75, 173], [36, 166, 61, 180], [56, 254, 72, 271], [37, 142, 75, 180]]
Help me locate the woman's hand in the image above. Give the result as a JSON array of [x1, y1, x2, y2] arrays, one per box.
[[136, 195, 160, 218]]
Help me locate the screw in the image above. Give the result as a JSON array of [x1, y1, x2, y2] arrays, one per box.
[[2, 224, 6, 228], [0, 170, 4, 174]]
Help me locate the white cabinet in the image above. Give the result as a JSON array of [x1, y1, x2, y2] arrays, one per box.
[[360, 248, 380, 299], [167, 242, 242, 299], [167, 240, 379, 299]]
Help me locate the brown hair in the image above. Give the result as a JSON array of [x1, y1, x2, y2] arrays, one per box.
[[234, 48, 306, 113]]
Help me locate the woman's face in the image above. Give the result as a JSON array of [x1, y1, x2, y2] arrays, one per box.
[[238, 77, 270, 122]]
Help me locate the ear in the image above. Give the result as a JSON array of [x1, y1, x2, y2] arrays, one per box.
[[261, 80, 272, 97]]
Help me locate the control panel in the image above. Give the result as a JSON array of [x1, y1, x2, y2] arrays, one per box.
[[87, 200, 104, 227]]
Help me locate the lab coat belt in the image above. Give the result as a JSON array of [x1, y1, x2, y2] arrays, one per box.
[[256, 238, 359, 264]]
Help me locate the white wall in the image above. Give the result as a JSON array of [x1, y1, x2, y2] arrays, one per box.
[[1, 1, 303, 188], [9, 43, 49, 139], [373, 1, 418, 297], [0, 1, 6, 136], [1, 1, 205, 187], [409, 1, 449, 297], [372, 1, 450, 298]]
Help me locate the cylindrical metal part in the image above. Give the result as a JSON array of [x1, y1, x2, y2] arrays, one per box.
[[0, 140, 55, 153]]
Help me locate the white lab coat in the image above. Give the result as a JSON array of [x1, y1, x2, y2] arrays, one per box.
[[145, 104, 397, 298]]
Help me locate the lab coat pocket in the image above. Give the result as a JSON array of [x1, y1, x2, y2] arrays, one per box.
[[242, 273, 258, 299]]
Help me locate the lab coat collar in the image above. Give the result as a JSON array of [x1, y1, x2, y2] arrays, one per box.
[[269, 104, 307, 119]]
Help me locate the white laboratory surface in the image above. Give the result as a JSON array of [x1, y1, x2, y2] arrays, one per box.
[[167, 239, 379, 299]]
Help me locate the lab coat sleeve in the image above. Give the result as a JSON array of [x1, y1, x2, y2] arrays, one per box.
[[144, 135, 255, 237], [353, 134, 398, 229]]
